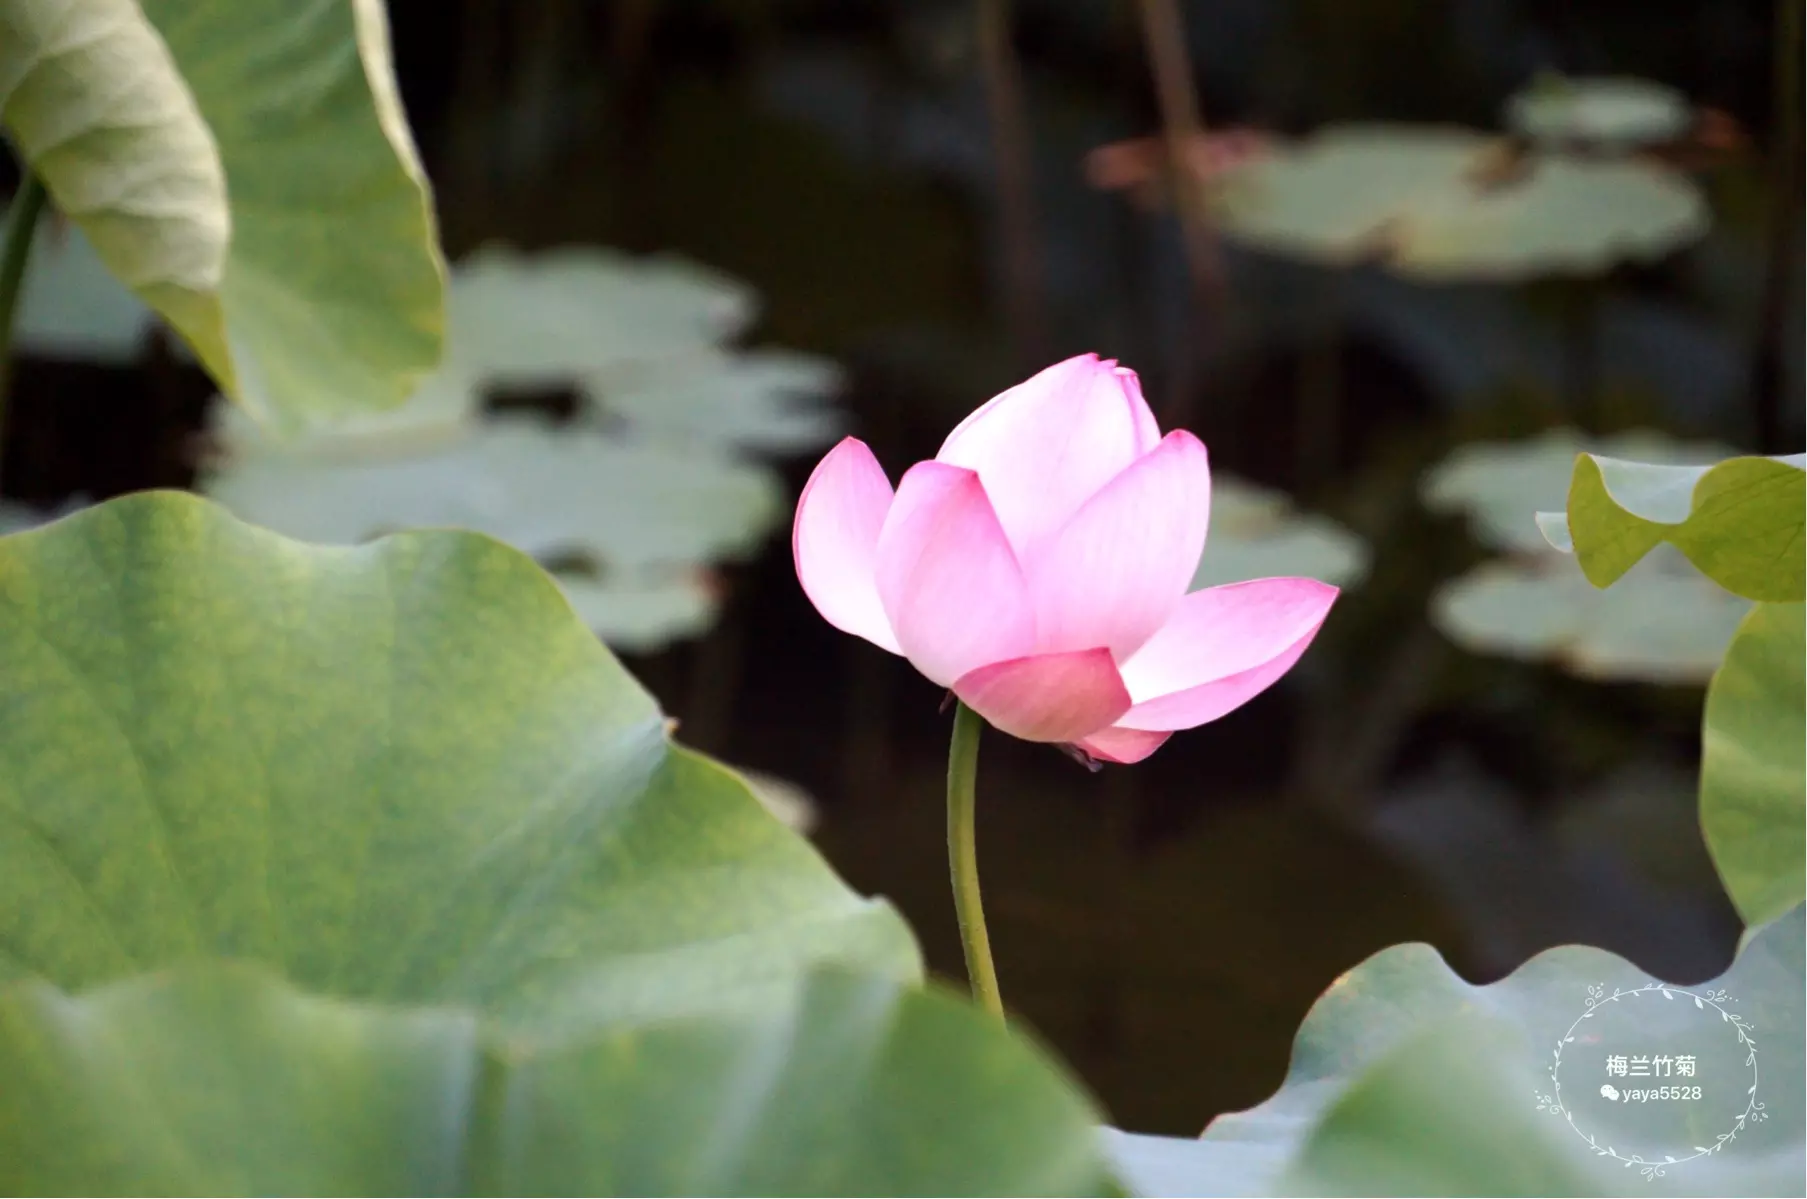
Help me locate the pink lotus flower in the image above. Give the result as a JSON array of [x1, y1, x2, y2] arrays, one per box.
[[792, 353, 1338, 764]]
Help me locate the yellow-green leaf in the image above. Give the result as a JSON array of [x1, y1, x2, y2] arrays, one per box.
[[0, 491, 912, 1034], [1544, 452, 1807, 602], [0, 964, 1115, 1196], [0, 0, 445, 428], [1702, 603, 1807, 928]]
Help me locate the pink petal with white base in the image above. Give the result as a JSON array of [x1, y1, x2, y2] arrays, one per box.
[[874, 461, 1036, 687], [1073, 726, 1172, 764], [793, 437, 901, 653], [953, 648, 1131, 743], [1115, 578, 1338, 731], [1025, 430, 1212, 660], [938, 354, 1163, 559]]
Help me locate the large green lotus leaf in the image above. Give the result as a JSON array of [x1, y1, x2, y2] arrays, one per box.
[[1701, 603, 1806, 930], [0, 491, 915, 1033], [1505, 75, 1692, 149], [1424, 429, 1735, 555], [1537, 453, 1806, 603], [0, 0, 445, 428], [1208, 124, 1707, 280], [0, 964, 1112, 1197], [1191, 477, 1370, 591], [1433, 545, 1751, 684], [0, 495, 89, 537], [1102, 905, 1804, 1197]]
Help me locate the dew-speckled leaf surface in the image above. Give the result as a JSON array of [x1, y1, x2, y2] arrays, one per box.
[[0, 0, 445, 428], [1542, 453, 1807, 603], [0, 964, 1112, 1197], [1701, 603, 1806, 930], [1103, 907, 1804, 1197], [0, 492, 915, 1034]]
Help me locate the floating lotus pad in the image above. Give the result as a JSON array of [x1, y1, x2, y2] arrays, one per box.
[[1192, 476, 1370, 591], [1208, 124, 1708, 280], [582, 347, 846, 455], [1433, 545, 1751, 684], [448, 243, 757, 388], [204, 414, 780, 572], [201, 409, 782, 650], [204, 242, 851, 648], [1424, 428, 1736, 554], [553, 566, 721, 654], [1506, 75, 1693, 149]]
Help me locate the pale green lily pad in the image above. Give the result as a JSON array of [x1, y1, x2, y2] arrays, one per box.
[[202, 239, 824, 650], [582, 347, 846, 455], [1701, 603, 1806, 930], [202, 413, 780, 574], [0, 964, 1112, 1196], [1103, 905, 1803, 1197], [448, 243, 756, 388], [0, 212, 155, 363], [209, 404, 748, 650], [0, 492, 912, 1034], [1537, 453, 1806, 603], [0, 0, 445, 428], [1192, 477, 1370, 591], [551, 565, 721, 653], [1424, 428, 1735, 554], [1433, 545, 1751, 683], [1506, 75, 1693, 149], [1209, 124, 1708, 280]]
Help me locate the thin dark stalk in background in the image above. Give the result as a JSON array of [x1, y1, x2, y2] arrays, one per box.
[[977, 0, 1048, 367], [1753, 0, 1803, 452], [1134, 0, 1230, 429], [0, 171, 48, 489]]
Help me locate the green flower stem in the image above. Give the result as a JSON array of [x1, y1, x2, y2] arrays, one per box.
[[947, 700, 1004, 1018], [0, 172, 49, 439]]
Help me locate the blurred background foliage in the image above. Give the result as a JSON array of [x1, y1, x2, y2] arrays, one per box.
[[1, 0, 1800, 1137]]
